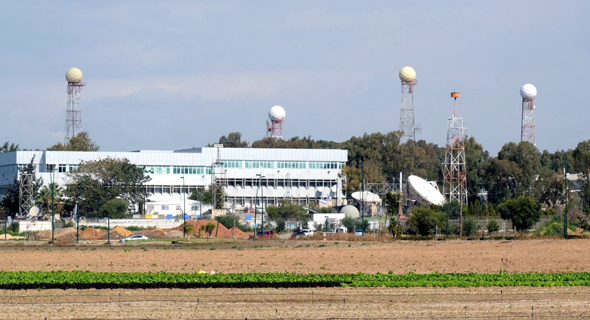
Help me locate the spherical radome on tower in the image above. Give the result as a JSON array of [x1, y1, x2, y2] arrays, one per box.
[[520, 84, 537, 100], [65, 68, 83, 83], [269, 105, 286, 121], [399, 66, 416, 82]]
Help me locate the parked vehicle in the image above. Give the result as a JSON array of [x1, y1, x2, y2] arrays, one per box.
[[120, 234, 149, 242], [354, 230, 363, 236], [249, 230, 275, 239], [301, 229, 314, 237]]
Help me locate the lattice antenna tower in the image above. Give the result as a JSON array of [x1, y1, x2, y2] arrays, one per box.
[[64, 68, 86, 144], [19, 172, 35, 217], [267, 105, 285, 139], [442, 92, 468, 233], [399, 66, 417, 143], [211, 144, 227, 210], [520, 84, 537, 146]]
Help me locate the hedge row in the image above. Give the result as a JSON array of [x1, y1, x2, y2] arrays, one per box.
[[1, 271, 590, 290]]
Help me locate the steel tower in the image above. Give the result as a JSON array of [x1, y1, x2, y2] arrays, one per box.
[[64, 68, 86, 144], [520, 84, 537, 146], [399, 66, 417, 142], [442, 92, 468, 234]]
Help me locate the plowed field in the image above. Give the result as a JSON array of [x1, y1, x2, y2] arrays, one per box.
[[1, 239, 589, 274]]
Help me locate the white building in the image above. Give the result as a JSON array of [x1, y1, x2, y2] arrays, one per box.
[[0, 146, 347, 216]]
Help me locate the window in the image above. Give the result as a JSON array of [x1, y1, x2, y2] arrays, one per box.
[[161, 205, 169, 210], [176, 206, 181, 211], [222, 160, 242, 168], [277, 161, 306, 169], [192, 205, 200, 211], [309, 161, 342, 169], [58, 164, 67, 173], [144, 165, 171, 174], [0, 165, 17, 175], [244, 160, 274, 169], [206, 167, 212, 174], [69, 164, 79, 172], [147, 205, 153, 211]]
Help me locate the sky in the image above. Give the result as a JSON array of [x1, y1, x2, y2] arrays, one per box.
[[0, 1, 588, 155]]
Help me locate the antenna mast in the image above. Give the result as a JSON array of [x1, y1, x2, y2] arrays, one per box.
[[64, 68, 86, 144], [520, 84, 537, 146], [399, 66, 417, 143], [442, 92, 468, 234]]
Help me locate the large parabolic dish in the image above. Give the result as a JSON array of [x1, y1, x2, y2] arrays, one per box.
[[408, 175, 445, 206]]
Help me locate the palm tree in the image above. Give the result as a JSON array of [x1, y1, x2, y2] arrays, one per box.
[[36, 183, 63, 215]]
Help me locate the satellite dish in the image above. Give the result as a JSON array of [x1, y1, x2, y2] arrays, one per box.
[[351, 191, 381, 202], [29, 207, 40, 217], [408, 175, 445, 206]]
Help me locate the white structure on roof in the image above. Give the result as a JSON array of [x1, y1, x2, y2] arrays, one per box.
[[407, 175, 445, 206], [64, 67, 86, 144], [0, 146, 347, 216]]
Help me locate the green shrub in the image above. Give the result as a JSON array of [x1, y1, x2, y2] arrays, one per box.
[[462, 218, 480, 237], [486, 220, 500, 234], [407, 207, 445, 236], [9, 222, 19, 233]]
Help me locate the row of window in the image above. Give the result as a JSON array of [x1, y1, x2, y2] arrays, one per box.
[[277, 161, 307, 169], [11, 160, 346, 175], [245, 160, 274, 169], [309, 161, 344, 169], [146, 204, 201, 211]]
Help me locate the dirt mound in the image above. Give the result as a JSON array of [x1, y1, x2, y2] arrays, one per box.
[[81, 227, 105, 240], [141, 229, 166, 239], [33, 230, 52, 240], [165, 230, 183, 238], [55, 227, 77, 238], [228, 227, 251, 238], [111, 226, 133, 238], [173, 220, 237, 238], [1, 233, 24, 240]]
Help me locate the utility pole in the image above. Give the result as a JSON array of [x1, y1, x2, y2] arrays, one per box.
[[257, 173, 265, 236], [181, 176, 186, 238], [51, 169, 55, 244], [361, 164, 365, 236], [563, 160, 569, 239], [76, 183, 81, 243]]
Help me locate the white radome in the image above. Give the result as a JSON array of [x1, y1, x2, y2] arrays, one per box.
[[520, 84, 537, 100], [269, 105, 286, 121], [399, 66, 416, 82], [65, 68, 83, 83]]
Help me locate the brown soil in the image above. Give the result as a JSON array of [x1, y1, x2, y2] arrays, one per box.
[[110, 226, 133, 237], [2, 286, 590, 319], [2, 239, 590, 274]]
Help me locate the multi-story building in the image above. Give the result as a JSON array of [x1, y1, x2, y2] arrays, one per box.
[[0, 146, 347, 216]]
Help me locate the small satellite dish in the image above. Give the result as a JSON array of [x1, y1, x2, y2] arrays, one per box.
[[29, 207, 40, 217]]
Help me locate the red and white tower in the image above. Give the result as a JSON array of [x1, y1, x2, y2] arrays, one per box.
[[442, 92, 468, 234], [520, 84, 537, 146], [64, 67, 86, 144], [267, 105, 285, 139]]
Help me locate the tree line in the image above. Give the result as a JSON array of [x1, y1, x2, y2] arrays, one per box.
[[212, 131, 590, 212]]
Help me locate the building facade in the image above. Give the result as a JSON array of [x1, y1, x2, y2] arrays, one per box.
[[0, 146, 347, 216]]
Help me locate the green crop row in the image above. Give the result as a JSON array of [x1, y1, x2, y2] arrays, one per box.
[[1, 271, 590, 288]]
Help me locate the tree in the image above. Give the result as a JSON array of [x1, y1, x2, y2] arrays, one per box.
[[200, 222, 216, 241], [497, 196, 542, 231], [47, 131, 99, 151], [487, 220, 500, 234], [264, 200, 309, 221], [36, 183, 64, 215], [388, 216, 404, 238], [0, 142, 18, 153], [0, 157, 43, 217], [341, 217, 357, 233], [462, 218, 479, 237], [98, 198, 129, 219], [406, 207, 446, 236], [64, 157, 150, 218], [209, 132, 249, 148], [275, 219, 286, 233], [216, 214, 249, 232], [573, 140, 590, 212], [184, 224, 194, 240], [385, 192, 401, 216]]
